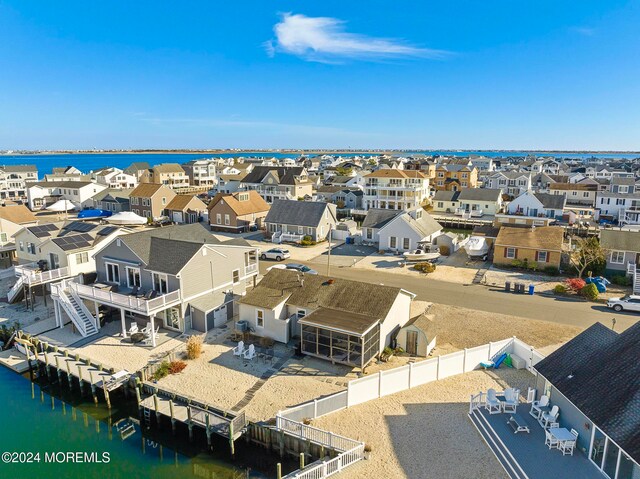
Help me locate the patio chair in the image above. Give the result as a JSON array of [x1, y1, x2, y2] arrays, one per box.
[[502, 388, 519, 413], [485, 388, 502, 415], [545, 429, 559, 450], [233, 341, 245, 357], [243, 344, 256, 361], [129, 285, 139, 296], [540, 405, 560, 429], [560, 429, 579, 456], [128, 322, 139, 334], [529, 395, 549, 419]]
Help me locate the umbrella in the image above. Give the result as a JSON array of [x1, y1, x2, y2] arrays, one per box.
[[106, 211, 147, 226], [46, 199, 77, 212]]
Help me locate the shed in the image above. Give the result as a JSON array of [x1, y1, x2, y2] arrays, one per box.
[[188, 291, 235, 332], [395, 314, 437, 357]]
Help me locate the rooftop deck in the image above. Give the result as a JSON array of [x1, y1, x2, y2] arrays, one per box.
[[470, 402, 603, 479]]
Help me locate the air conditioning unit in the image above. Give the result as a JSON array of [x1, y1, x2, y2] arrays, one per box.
[[235, 320, 248, 332]]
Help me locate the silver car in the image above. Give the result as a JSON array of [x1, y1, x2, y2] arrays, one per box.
[[260, 248, 291, 261], [607, 295, 640, 313]]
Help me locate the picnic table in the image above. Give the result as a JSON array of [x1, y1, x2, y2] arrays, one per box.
[[507, 413, 530, 434]]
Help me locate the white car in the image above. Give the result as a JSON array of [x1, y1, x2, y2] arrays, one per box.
[[260, 248, 290, 261], [607, 295, 640, 313]]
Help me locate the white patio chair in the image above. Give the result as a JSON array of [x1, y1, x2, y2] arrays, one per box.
[[502, 388, 519, 413], [128, 322, 139, 334], [545, 429, 559, 450], [485, 388, 502, 415], [529, 395, 549, 419], [540, 405, 560, 429], [561, 429, 579, 456], [233, 341, 245, 357], [243, 344, 256, 361]]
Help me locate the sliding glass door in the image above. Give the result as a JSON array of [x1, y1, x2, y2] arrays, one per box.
[[590, 426, 640, 479]]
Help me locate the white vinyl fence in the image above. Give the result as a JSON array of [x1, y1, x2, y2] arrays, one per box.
[[280, 337, 536, 421]]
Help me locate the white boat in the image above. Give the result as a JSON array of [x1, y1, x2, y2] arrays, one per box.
[[464, 236, 490, 258], [46, 199, 77, 212], [106, 211, 147, 226], [403, 244, 441, 262]]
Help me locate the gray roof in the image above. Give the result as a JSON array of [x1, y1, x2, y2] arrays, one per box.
[[361, 209, 399, 229], [394, 211, 442, 239], [265, 200, 335, 228], [600, 229, 640, 252], [611, 176, 636, 186], [241, 166, 308, 185], [534, 192, 565, 209], [535, 322, 640, 463], [458, 188, 502, 202], [1, 164, 37, 172], [239, 268, 406, 319], [432, 190, 460, 202]]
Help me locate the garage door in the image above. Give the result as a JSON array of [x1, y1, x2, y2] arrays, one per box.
[[172, 211, 183, 223], [212, 304, 227, 328]]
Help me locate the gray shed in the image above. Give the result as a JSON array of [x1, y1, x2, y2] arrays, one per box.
[[396, 314, 437, 357]]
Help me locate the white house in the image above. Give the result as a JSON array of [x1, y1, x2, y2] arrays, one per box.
[[93, 167, 138, 189], [504, 190, 566, 219], [26, 181, 108, 211], [456, 188, 503, 216], [361, 208, 442, 252], [596, 192, 640, 225], [485, 171, 531, 198], [363, 169, 430, 211]]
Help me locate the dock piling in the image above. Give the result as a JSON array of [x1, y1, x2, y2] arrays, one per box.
[[169, 399, 176, 434]]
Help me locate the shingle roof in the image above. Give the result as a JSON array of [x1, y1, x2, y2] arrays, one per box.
[[130, 183, 167, 197], [535, 322, 640, 463], [241, 166, 308, 185], [495, 226, 564, 251], [208, 191, 270, 216], [153, 163, 185, 174], [458, 188, 502, 202], [386, 211, 442, 239], [265, 200, 334, 228], [239, 269, 406, 319], [600, 229, 640, 252], [165, 195, 206, 212], [365, 169, 426, 179], [533, 192, 566, 209], [0, 204, 37, 224], [91, 188, 133, 202], [1, 164, 37, 172], [432, 190, 460, 202], [361, 209, 399, 229]]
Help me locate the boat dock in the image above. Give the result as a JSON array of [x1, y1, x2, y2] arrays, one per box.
[[0, 348, 31, 373], [432, 215, 493, 229]]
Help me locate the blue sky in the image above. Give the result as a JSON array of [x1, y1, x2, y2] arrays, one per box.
[[0, 1, 638, 150]]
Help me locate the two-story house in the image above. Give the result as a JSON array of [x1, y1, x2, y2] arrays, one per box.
[[548, 183, 598, 207], [0, 165, 38, 202], [240, 166, 313, 203], [596, 192, 640, 225], [433, 164, 478, 191], [93, 167, 138, 189], [363, 169, 429, 211], [53, 223, 259, 342], [208, 190, 270, 233], [142, 163, 190, 189], [238, 268, 415, 369], [496, 190, 565, 226], [26, 181, 108, 211], [90, 188, 133, 214], [182, 159, 217, 188], [485, 171, 532, 198], [0, 203, 38, 269], [129, 183, 177, 220]]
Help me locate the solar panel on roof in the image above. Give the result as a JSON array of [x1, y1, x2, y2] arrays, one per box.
[[98, 226, 117, 236]]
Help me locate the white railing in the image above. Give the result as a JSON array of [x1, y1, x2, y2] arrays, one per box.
[[627, 263, 639, 293], [245, 263, 258, 275], [51, 282, 98, 337], [16, 265, 71, 285], [455, 208, 484, 218], [69, 281, 181, 315], [284, 444, 364, 479], [7, 275, 24, 302], [281, 233, 304, 243]]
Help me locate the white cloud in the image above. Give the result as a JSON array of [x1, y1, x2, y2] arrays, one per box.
[[266, 13, 448, 62]]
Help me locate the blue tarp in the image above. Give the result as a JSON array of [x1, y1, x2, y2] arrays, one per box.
[[77, 209, 113, 219], [585, 276, 610, 293]]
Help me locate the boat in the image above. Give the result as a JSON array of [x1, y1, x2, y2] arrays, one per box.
[[464, 236, 490, 259], [77, 209, 113, 219], [46, 199, 77, 212], [403, 243, 441, 262], [106, 211, 147, 226]]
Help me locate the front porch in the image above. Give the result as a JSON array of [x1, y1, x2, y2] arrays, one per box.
[[470, 395, 604, 479]]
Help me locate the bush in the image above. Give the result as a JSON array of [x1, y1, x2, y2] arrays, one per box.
[[543, 266, 560, 276], [439, 245, 450, 256], [168, 360, 187, 374], [152, 361, 170, 381], [564, 278, 586, 293], [580, 283, 599, 301], [300, 235, 316, 247], [186, 336, 203, 360], [553, 284, 568, 295], [413, 262, 436, 273], [610, 275, 632, 286]]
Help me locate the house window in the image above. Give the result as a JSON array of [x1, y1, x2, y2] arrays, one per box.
[[216, 213, 222, 224], [105, 262, 120, 283], [506, 248, 516, 259], [610, 251, 625, 264], [19, 241, 24, 252], [0, 233, 6, 243], [403, 238, 410, 250], [27, 242, 36, 254], [537, 251, 548, 263], [75, 252, 89, 264], [126, 267, 141, 287], [224, 214, 230, 225], [366, 228, 372, 240], [389, 236, 397, 249], [152, 272, 168, 294], [297, 309, 306, 319], [307, 227, 313, 235], [256, 309, 264, 328], [162, 197, 167, 205], [232, 269, 240, 284], [298, 226, 304, 234]]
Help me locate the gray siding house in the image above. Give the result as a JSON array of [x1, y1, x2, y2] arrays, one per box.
[[264, 200, 338, 243], [362, 208, 442, 252], [600, 229, 640, 276]]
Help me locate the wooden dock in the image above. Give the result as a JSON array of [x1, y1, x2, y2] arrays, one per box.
[[0, 348, 31, 373]]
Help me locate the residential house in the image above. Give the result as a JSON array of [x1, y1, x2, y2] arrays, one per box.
[[238, 268, 415, 369], [164, 195, 208, 224], [182, 159, 217, 188], [325, 175, 360, 188], [0, 203, 38, 268], [214, 174, 246, 194], [240, 166, 313, 203], [533, 322, 640, 477], [549, 183, 598, 207], [123, 162, 151, 182], [361, 208, 442, 252], [208, 190, 270, 233], [596, 192, 640, 225], [431, 191, 460, 214], [485, 171, 532, 198], [363, 169, 430, 211], [0, 165, 38, 201], [609, 177, 638, 195], [92, 167, 138, 189], [264, 200, 337, 243], [469, 156, 495, 172], [493, 226, 564, 269], [90, 188, 133, 214], [54, 223, 259, 340], [129, 183, 177, 220], [498, 190, 566, 226], [456, 188, 503, 217], [433, 164, 478, 191], [26, 181, 108, 210], [599, 229, 640, 276], [142, 163, 190, 189]]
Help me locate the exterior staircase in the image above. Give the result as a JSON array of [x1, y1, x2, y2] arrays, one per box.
[[628, 263, 640, 294], [7, 276, 25, 303], [51, 281, 99, 337]]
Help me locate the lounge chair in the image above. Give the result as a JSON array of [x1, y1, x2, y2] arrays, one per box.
[[243, 344, 256, 361], [529, 395, 549, 419], [540, 405, 560, 428], [485, 388, 502, 415], [502, 388, 519, 413], [545, 429, 559, 450], [233, 341, 245, 357]]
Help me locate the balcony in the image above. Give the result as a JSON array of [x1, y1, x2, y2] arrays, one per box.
[[15, 263, 72, 286], [244, 263, 258, 275], [455, 208, 484, 218], [69, 281, 182, 315]]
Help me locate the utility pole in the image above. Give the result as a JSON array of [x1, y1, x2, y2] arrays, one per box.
[[326, 227, 332, 276]]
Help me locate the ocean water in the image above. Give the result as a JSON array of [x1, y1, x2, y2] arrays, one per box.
[[0, 150, 637, 175], [0, 367, 291, 478]]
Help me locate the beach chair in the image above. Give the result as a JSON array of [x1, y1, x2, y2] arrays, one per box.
[[540, 405, 560, 428], [502, 388, 519, 413], [545, 429, 559, 450], [243, 344, 256, 361], [233, 341, 245, 357], [529, 395, 549, 419], [485, 388, 502, 415], [128, 322, 139, 334]]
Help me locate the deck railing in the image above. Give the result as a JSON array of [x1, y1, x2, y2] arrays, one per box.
[[244, 263, 258, 275], [16, 265, 71, 285]]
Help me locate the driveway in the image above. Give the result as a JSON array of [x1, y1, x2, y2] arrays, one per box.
[[309, 243, 377, 268]]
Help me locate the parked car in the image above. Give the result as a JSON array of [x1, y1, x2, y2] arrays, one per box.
[[284, 263, 318, 275], [266, 264, 287, 272], [607, 295, 640, 312], [260, 248, 290, 261]]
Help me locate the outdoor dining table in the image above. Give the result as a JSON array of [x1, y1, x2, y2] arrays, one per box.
[[549, 427, 575, 446]]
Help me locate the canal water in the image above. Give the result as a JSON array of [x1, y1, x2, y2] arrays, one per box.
[[0, 366, 293, 478]]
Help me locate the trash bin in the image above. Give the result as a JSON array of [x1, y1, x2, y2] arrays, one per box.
[[505, 281, 511, 292], [516, 283, 524, 293], [528, 284, 535, 295]]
